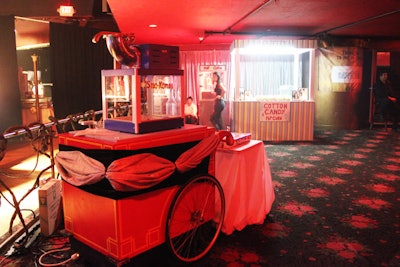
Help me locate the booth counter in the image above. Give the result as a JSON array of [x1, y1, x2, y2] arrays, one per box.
[[231, 100, 315, 141], [228, 39, 317, 141]]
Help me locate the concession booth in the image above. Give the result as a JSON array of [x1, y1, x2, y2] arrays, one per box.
[[229, 40, 317, 141]]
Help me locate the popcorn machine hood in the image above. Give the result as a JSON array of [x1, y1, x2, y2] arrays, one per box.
[[92, 31, 140, 68]]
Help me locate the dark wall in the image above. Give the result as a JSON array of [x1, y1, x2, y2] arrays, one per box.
[[358, 50, 373, 128], [0, 16, 22, 133], [315, 47, 371, 130], [50, 23, 113, 119], [389, 52, 400, 92]]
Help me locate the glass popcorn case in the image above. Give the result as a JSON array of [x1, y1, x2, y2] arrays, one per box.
[[102, 68, 184, 134]]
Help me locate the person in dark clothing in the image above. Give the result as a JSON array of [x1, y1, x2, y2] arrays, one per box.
[[373, 71, 400, 131], [210, 72, 226, 130]]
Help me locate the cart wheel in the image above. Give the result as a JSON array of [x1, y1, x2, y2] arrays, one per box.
[[166, 174, 225, 263]]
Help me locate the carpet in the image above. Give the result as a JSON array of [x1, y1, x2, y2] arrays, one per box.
[[195, 129, 400, 267], [1, 129, 399, 267]]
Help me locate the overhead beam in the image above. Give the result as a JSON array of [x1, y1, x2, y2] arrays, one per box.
[[315, 9, 400, 36], [202, 0, 275, 43]]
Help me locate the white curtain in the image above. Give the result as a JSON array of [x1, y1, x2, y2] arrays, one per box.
[[180, 50, 300, 101], [180, 50, 231, 104], [239, 54, 295, 98]]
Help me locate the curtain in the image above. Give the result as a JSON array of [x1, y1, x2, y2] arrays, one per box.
[[179, 50, 299, 102], [180, 50, 231, 104], [50, 23, 113, 119], [239, 54, 295, 98], [0, 16, 22, 132]]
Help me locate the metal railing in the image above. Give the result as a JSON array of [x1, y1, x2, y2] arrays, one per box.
[[0, 108, 107, 251]]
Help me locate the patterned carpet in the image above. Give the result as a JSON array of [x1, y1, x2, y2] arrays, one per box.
[[195, 129, 400, 267], [1, 129, 399, 266]]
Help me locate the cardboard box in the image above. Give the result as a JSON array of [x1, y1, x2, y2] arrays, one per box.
[[38, 179, 62, 236]]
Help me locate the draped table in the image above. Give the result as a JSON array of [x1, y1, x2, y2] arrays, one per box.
[[215, 140, 275, 235]]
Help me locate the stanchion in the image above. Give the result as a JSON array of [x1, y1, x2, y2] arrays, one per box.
[[31, 54, 42, 123]]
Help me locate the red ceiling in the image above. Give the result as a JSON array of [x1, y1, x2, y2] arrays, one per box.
[[107, 0, 400, 48], [3, 0, 400, 49]]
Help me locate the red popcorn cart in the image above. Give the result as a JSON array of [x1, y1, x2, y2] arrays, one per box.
[[57, 125, 226, 265]]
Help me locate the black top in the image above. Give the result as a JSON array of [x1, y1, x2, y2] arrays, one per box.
[[374, 80, 395, 101], [215, 84, 223, 96]]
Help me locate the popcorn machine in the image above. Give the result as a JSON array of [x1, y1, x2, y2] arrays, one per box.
[[102, 68, 185, 134]]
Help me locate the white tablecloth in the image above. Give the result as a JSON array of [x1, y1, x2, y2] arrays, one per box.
[[215, 140, 275, 235]]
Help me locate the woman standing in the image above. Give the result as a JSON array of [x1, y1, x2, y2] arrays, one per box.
[[210, 72, 225, 130]]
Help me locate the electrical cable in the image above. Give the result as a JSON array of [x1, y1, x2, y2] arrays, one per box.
[[0, 255, 12, 266], [0, 125, 55, 240], [38, 247, 79, 267], [0, 191, 36, 219]]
